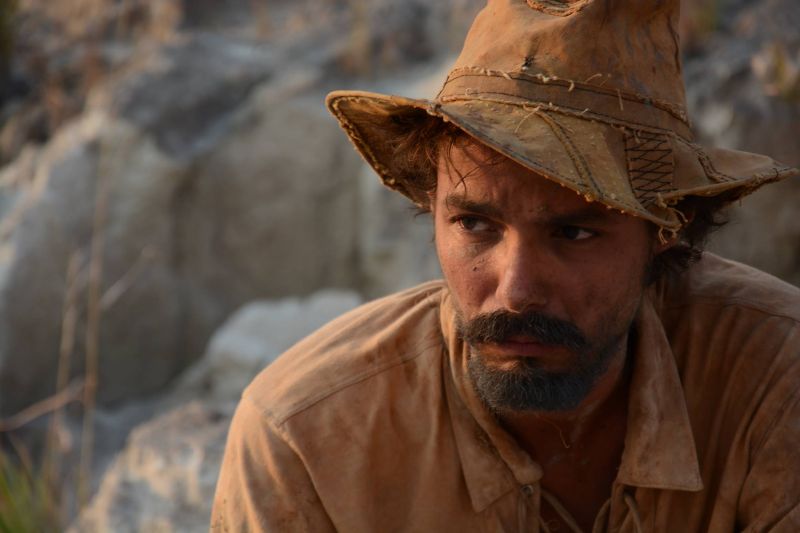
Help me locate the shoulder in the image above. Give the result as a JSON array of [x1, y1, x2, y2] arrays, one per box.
[[659, 253, 800, 432], [658, 253, 800, 401], [658, 253, 800, 365], [660, 252, 800, 322], [242, 280, 448, 425]]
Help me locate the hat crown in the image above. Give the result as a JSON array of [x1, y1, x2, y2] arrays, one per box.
[[325, 0, 796, 232], [452, 0, 686, 109]]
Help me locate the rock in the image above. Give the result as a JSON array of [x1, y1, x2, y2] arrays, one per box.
[[70, 289, 362, 531], [67, 401, 232, 533], [707, 179, 800, 287], [0, 110, 183, 416], [6, 0, 185, 165], [105, 33, 277, 159], [357, 164, 442, 297], [0, 35, 363, 415], [685, 0, 800, 285], [175, 289, 362, 403]]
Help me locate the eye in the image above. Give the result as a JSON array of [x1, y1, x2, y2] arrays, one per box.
[[453, 215, 494, 233], [557, 225, 595, 241]]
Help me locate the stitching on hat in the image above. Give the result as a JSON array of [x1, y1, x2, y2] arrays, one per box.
[[444, 67, 691, 128], [624, 129, 675, 208], [331, 94, 681, 225], [456, 104, 644, 213], [526, 0, 593, 17], [535, 110, 603, 199], [444, 114, 564, 182], [674, 137, 737, 183], [440, 94, 683, 143]]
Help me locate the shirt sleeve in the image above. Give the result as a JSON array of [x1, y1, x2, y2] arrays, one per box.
[[210, 396, 337, 533], [738, 390, 800, 532]]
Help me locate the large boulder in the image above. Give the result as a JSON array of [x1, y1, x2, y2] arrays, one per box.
[[174, 289, 362, 404], [0, 35, 363, 415], [70, 289, 362, 532], [67, 400, 232, 533]]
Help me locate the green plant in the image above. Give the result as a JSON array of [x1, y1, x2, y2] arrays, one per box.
[[0, 441, 60, 533]]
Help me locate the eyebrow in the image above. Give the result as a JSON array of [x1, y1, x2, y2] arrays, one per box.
[[444, 193, 618, 226], [444, 194, 504, 219]]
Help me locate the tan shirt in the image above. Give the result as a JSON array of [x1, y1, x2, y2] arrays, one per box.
[[211, 254, 800, 532]]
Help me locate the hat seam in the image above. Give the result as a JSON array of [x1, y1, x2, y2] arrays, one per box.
[[438, 105, 650, 216], [434, 106, 579, 191], [624, 129, 676, 207], [443, 67, 691, 128], [325, 91, 794, 229], [439, 94, 693, 143], [331, 92, 678, 223], [526, 0, 593, 17], [675, 137, 736, 184], [534, 110, 603, 197], [658, 166, 794, 201]]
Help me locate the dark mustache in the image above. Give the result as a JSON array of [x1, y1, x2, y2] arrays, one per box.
[[458, 310, 588, 352]]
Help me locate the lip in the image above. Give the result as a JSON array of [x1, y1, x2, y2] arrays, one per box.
[[478, 337, 565, 359]]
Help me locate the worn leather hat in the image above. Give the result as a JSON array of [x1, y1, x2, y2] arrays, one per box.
[[326, 0, 798, 230]]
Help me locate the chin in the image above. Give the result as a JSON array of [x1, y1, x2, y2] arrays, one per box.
[[467, 346, 614, 414]]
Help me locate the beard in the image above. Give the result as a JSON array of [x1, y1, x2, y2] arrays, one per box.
[[459, 309, 629, 414]]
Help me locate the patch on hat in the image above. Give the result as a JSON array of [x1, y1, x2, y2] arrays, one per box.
[[526, 0, 593, 16], [625, 129, 675, 207]]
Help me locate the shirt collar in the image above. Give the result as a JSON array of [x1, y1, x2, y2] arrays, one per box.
[[439, 287, 703, 513]]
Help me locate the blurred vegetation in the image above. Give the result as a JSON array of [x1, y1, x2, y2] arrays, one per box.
[[680, 0, 724, 54], [0, 0, 15, 88], [752, 43, 800, 102], [0, 442, 61, 533]]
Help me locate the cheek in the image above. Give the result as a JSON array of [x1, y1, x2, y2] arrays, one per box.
[[564, 246, 651, 325], [588, 254, 649, 320], [436, 234, 494, 314]]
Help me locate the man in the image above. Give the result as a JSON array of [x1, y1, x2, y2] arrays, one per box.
[[212, 0, 800, 531]]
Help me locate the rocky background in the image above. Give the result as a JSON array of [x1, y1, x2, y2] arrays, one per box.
[[0, 0, 796, 530]]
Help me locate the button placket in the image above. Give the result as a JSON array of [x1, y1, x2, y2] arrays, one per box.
[[518, 483, 541, 533]]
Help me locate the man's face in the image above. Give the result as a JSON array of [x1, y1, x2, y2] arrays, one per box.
[[433, 141, 657, 414]]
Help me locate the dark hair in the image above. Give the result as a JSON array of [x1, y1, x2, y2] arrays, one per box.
[[388, 109, 732, 280]]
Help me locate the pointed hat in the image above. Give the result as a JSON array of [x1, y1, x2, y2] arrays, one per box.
[[326, 0, 798, 229]]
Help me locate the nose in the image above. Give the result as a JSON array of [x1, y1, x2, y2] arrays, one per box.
[[494, 235, 551, 313]]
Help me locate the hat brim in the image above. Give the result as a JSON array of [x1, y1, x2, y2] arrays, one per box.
[[327, 90, 798, 229]]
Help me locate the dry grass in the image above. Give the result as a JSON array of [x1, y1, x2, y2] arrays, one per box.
[[752, 42, 800, 102], [0, 251, 87, 531], [0, 133, 131, 530]]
